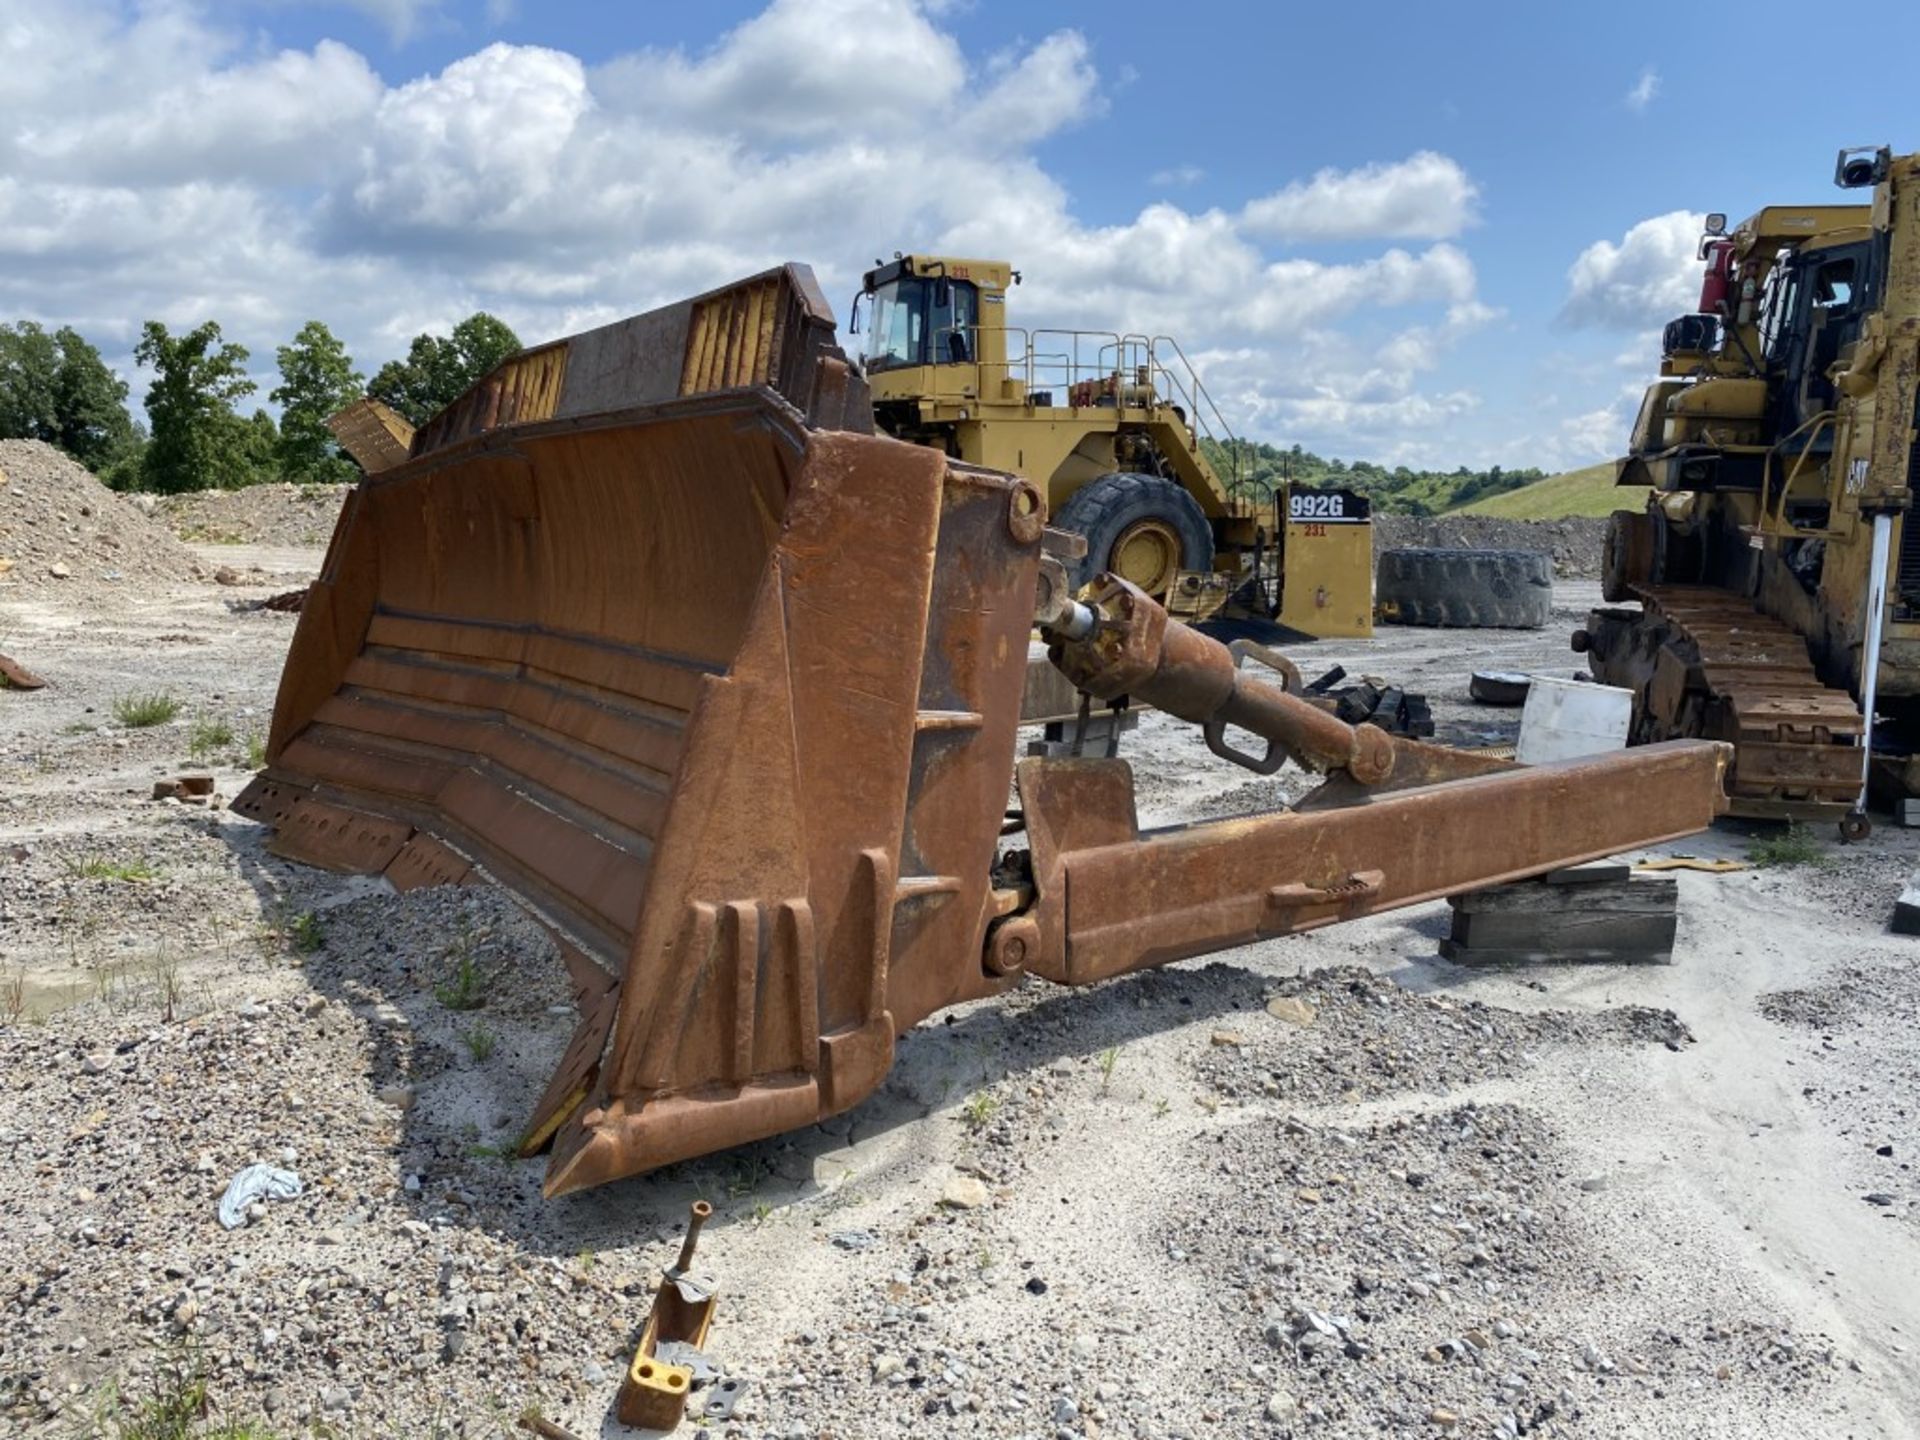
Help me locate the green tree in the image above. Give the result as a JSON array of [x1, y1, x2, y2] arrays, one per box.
[[271, 320, 363, 484], [53, 327, 137, 468], [368, 312, 522, 426], [1200, 436, 1542, 516], [0, 322, 59, 442], [242, 409, 281, 482], [134, 320, 260, 493], [0, 322, 137, 469]]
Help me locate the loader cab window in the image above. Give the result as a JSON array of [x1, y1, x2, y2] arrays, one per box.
[[863, 275, 979, 372]]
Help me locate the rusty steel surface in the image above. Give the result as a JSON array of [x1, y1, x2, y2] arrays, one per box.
[[239, 264, 1734, 1197], [1013, 741, 1727, 986], [324, 397, 415, 475], [1052, 574, 1393, 781], [0, 652, 45, 690]]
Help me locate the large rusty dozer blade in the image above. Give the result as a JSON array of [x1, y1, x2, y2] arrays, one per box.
[[240, 266, 1732, 1198]]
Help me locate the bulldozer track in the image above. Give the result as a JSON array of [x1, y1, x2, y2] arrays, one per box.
[[1633, 584, 1862, 819]]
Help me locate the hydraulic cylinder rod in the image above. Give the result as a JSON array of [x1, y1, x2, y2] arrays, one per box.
[[1848, 507, 1895, 839], [1044, 573, 1394, 783]]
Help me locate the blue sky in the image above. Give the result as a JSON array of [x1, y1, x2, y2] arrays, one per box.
[[7, 0, 1920, 471]]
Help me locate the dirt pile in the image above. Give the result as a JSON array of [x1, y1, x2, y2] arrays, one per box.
[[1373, 514, 1609, 580], [157, 482, 351, 548], [0, 440, 204, 595]]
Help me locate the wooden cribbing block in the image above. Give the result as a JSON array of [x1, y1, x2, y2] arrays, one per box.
[[1440, 862, 1678, 966]]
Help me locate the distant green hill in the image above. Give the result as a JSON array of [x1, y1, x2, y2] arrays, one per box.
[[1203, 437, 1542, 516], [1456, 462, 1647, 519]]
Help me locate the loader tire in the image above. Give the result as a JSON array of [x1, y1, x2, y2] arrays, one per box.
[[1375, 547, 1552, 629], [1054, 472, 1213, 596]]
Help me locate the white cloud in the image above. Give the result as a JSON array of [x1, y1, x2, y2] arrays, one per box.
[[1150, 164, 1204, 188], [596, 0, 966, 141], [1561, 210, 1705, 328], [0, 0, 1500, 466], [1240, 151, 1479, 242], [329, 0, 445, 45], [16, 40, 382, 186], [1624, 66, 1659, 113], [959, 30, 1102, 147], [1561, 406, 1627, 458], [341, 44, 595, 238]]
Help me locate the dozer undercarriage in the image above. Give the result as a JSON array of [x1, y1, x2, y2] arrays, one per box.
[[244, 266, 1730, 1197], [1579, 579, 1863, 820], [1578, 147, 1920, 832]]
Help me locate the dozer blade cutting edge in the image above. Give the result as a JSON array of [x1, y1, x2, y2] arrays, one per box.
[[237, 265, 1733, 1197]]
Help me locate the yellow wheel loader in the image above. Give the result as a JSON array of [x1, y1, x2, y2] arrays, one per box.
[[275, 264, 1730, 1198], [1575, 146, 1920, 835], [852, 253, 1372, 637]]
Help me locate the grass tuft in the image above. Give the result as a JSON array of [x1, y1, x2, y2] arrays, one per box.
[[66, 853, 159, 883], [113, 692, 183, 728], [434, 939, 489, 1011], [961, 1090, 998, 1131], [288, 912, 325, 955], [461, 1021, 497, 1062], [1746, 824, 1827, 867], [244, 733, 267, 769], [187, 717, 235, 760], [86, 1351, 290, 1439]]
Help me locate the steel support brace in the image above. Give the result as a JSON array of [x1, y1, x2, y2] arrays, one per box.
[[1018, 739, 1730, 986]]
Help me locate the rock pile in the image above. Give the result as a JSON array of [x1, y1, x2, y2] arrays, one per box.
[[1372, 515, 1610, 580], [158, 482, 352, 548], [0, 440, 204, 595]]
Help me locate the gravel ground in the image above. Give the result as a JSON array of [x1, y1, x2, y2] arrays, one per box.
[[2, 521, 1917, 1437]]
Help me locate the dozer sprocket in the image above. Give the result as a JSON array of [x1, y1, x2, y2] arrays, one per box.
[[1585, 583, 1861, 820]]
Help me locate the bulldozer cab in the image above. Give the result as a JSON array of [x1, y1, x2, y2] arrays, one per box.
[[1756, 233, 1878, 438]]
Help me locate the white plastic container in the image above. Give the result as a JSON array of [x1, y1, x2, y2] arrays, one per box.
[[1516, 676, 1633, 764]]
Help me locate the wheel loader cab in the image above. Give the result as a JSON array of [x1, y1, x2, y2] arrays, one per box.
[[862, 269, 979, 370]]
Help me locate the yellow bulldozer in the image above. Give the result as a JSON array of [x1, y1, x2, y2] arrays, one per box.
[[852, 253, 1373, 637], [282, 264, 1729, 1197], [1576, 146, 1920, 836]]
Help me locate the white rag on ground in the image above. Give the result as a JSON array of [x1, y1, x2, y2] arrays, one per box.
[[217, 1163, 303, 1229]]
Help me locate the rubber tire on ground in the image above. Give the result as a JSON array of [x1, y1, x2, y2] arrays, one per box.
[[1053, 472, 1213, 593], [1469, 670, 1531, 706], [1375, 547, 1553, 630]]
